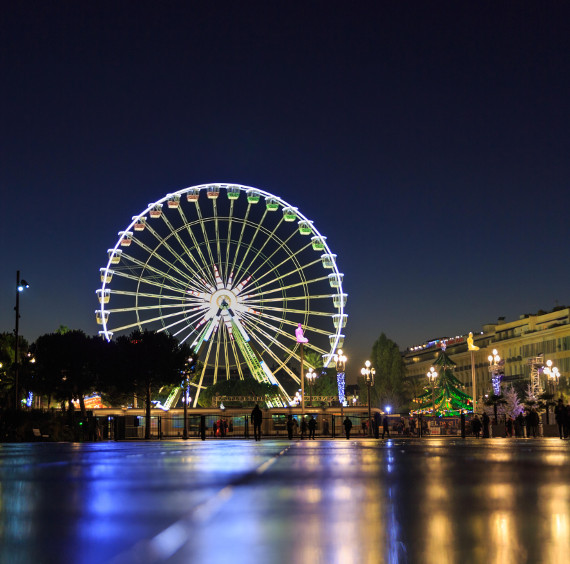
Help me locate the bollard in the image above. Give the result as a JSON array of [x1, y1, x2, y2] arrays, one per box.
[[461, 413, 466, 438], [200, 415, 206, 441]]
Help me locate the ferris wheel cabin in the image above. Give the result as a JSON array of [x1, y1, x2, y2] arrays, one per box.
[[298, 220, 313, 235], [167, 194, 181, 208], [186, 188, 200, 202], [100, 268, 114, 283], [118, 231, 133, 246], [132, 216, 147, 231], [149, 203, 163, 218], [107, 249, 122, 264], [227, 186, 240, 200], [96, 289, 110, 304], [207, 185, 220, 199]]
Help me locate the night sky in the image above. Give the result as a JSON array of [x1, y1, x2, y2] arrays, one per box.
[[2, 2, 569, 376]]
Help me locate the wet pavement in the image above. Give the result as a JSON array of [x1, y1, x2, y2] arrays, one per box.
[[1, 438, 569, 564]]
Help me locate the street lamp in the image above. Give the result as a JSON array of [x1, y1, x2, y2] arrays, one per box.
[[361, 360, 375, 436], [544, 359, 561, 422], [306, 368, 317, 406], [427, 366, 438, 417], [488, 349, 503, 396], [14, 271, 30, 410]]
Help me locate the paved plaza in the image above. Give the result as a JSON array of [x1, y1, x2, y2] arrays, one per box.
[[0, 438, 569, 564]]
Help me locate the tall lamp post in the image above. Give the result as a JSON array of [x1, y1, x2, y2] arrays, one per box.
[[14, 271, 30, 410], [544, 359, 560, 422], [361, 360, 375, 436], [306, 368, 317, 406], [488, 349, 502, 396], [544, 359, 560, 393], [427, 366, 438, 417]]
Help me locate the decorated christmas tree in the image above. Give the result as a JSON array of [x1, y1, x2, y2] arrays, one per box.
[[412, 346, 473, 415]]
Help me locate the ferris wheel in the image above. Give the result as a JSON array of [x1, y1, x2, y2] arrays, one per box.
[[96, 183, 347, 406]]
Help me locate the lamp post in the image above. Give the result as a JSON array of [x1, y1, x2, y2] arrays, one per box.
[[361, 360, 375, 436], [306, 368, 317, 406], [544, 359, 560, 394], [427, 366, 438, 417], [544, 359, 560, 423], [488, 349, 502, 396], [14, 271, 30, 410]]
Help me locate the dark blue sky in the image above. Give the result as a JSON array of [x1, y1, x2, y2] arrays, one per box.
[[1, 1, 569, 373]]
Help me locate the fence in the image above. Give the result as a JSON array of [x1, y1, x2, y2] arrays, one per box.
[[93, 411, 477, 440]]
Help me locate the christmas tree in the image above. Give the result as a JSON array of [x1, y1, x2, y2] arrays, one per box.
[[412, 346, 473, 415]]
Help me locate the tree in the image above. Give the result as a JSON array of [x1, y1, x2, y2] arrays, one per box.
[[33, 330, 102, 415], [502, 385, 524, 419], [115, 330, 190, 439], [370, 333, 406, 402], [412, 348, 473, 416]]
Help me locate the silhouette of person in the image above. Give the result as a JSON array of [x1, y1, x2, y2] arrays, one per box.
[[251, 404, 263, 441], [382, 415, 390, 439], [343, 417, 352, 439], [286, 414, 294, 440], [308, 416, 317, 439]]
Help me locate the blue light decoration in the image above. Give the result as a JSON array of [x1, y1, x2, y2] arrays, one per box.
[[26, 391, 33, 408], [491, 373, 502, 396], [337, 372, 346, 404]]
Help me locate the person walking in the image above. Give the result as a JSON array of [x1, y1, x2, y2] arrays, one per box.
[[382, 415, 390, 439], [554, 399, 566, 439], [343, 416, 352, 439], [300, 417, 308, 440], [482, 412, 490, 438], [528, 408, 539, 438], [471, 414, 482, 438], [286, 414, 294, 440], [251, 404, 263, 441], [308, 416, 317, 440]]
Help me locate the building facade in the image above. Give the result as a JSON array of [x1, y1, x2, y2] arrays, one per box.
[[403, 307, 570, 399]]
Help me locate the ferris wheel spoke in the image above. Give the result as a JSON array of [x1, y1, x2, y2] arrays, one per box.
[[244, 261, 327, 299], [244, 241, 313, 289], [161, 310, 205, 336], [159, 213, 207, 278], [233, 208, 268, 287], [243, 275, 329, 299], [243, 310, 331, 341], [243, 293, 333, 304], [220, 200, 234, 284], [112, 270, 189, 297], [232, 214, 285, 290], [194, 200, 217, 276], [120, 251, 200, 292], [110, 289, 204, 302], [106, 306, 193, 334], [229, 336, 245, 380], [228, 203, 252, 281], [212, 323, 223, 385], [106, 303, 194, 314], [244, 323, 300, 386], [176, 206, 216, 286], [140, 225, 206, 287], [241, 312, 300, 344], [241, 228, 299, 283], [212, 199, 224, 279], [249, 304, 333, 317], [193, 337, 216, 407]]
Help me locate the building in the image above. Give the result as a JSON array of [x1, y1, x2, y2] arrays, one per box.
[[403, 307, 570, 399]]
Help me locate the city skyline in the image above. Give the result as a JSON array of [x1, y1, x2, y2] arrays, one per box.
[[1, 2, 569, 369]]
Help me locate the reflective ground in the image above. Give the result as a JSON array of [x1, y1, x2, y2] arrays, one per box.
[[1, 438, 569, 564]]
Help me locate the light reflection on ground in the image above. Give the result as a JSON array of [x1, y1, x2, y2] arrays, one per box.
[[0, 439, 569, 563]]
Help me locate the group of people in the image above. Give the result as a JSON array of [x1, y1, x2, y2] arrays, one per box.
[[470, 399, 570, 439], [212, 417, 230, 437], [343, 415, 391, 439]]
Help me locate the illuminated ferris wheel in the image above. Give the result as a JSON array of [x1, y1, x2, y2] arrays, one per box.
[[96, 183, 347, 405]]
